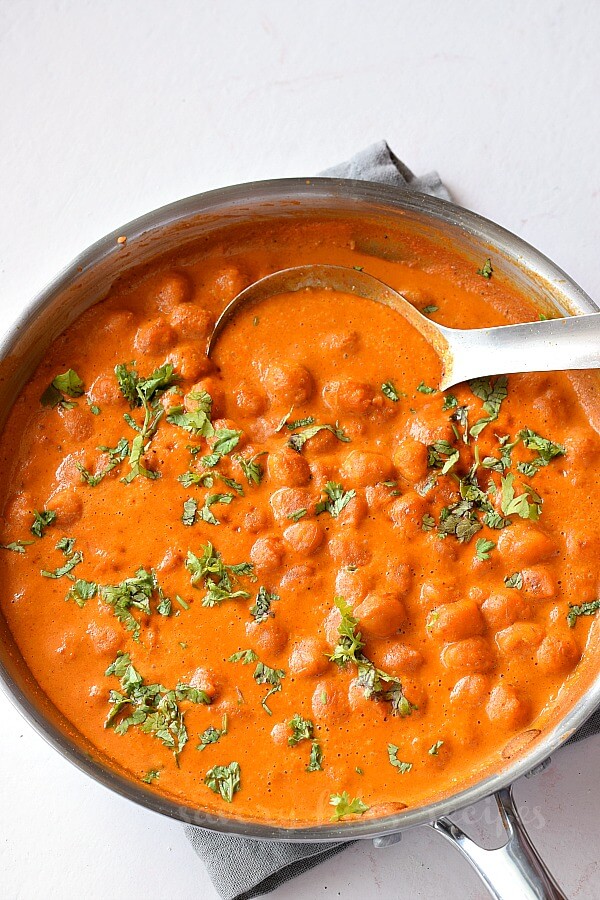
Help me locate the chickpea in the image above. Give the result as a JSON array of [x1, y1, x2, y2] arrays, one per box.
[[157, 546, 185, 574], [169, 304, 213, 342], [270, 722, 290, 746], [321, 331, 360, 355], [486, 683, 531, 730], [88, 373, 122, 406], [340, 450, 394, 487], [234, 381, 268, 417], [389, 491, 427, 534], [336, 492, 368, 527], [243, 507, 272, 534], [58, 406, 94, 442], [521, 565, 558, 600], [495, 622, 545, 657], [384, 562, 413, 595], [409, 403, 455, 445], [536, 634, 580, 675], [249, 536, 285, 574], [3, 491, 33, 529], [328, 534, 372, 568], [288, 638, 330, 677], [133, 317, 176, 354], [102, 310, 134, 334], [189, 667, 221, 701], [269, 487, 314, 524], [441, 637, 495, 673], [166, 344, 213, 382], [378, 641, 424, 674], [347, 678, 386, 720], [155, 271, 193, 310], [311, 679, 350, 724], [283, 521, 324, 555], [365, 483, 397, 513], [246, 620, 288, 655], [262, 363, 314, 406], [392, 437, 429, 482], [280, 563, 318, 593], [48, 488, 83, 527], [419, 581, 458, 612], [334, 567, 374, 604], [354, 592, 407, 639], [427, 599, 485, 643], [450, 674, 490, 706], [496, 522, 558, 567], [209, 266, 246, 303], [268, 449, 311, 487], [86, 622, 121, 658], [322, 379, 375, 415], [324, 605, 343, 646], [481, 591, 532, 630]]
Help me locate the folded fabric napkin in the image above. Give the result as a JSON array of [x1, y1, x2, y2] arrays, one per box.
[[185, 141, 600, 900]]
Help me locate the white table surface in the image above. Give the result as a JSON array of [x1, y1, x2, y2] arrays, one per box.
[[1, 2, 599, 898]]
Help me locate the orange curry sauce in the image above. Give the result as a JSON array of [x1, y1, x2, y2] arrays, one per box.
[[1, 218, 599, 825]]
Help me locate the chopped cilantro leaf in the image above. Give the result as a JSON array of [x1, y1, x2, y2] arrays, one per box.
[[477, 258, 493, 279], [567, 600, 600, 628], [288, 713, 314, 746], [186, 542, 255, 607], [388, 744, 412, 774], [182, 497, 198, 526], [315, 481, 356, 518], [381, 381, 401, 402], [0, 540, 33, 553], [197, 715, 228, 751], [429, 740, 444, 755], [249, 586, 279, 624], [475, 538, 496, 560], [31, 509, 57, 538], [40, 369, 84, 409], [287, 423, 350, 453], [306, 741, 324, 772], [417, 381, 437, 394], [204, 761, 240, 802], [329, 791, 369, 821], [504, 571, 524, 589]]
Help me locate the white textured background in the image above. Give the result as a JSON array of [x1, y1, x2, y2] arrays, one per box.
[[1, 2, 599, 898]]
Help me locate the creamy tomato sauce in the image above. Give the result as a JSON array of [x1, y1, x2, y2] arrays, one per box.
[[1, 218, 599, 825]]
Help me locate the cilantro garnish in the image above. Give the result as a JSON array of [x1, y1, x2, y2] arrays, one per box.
[[567, 600, 600, 628], [315, 482, 356, 518], [40, 537, 83, 579], [387, 744, 412, 774], [31, 509, 57, 538], [197, 714, 228, 751], [249, 586, 279, 623], [288, 713, 314, 746], [381, 381, 401, 402], [0, 540, 34, 553], [500, 473, 541, 520], [417, 381, 437, 395], [182, 497, 198, 526], [329, 792, 369, 821], [516, 428, 566, 476], [186, 542, 255, 607], [142, 769, 160, 784], [204, 761, 241, 802], [66, 578, 98, 608], [306, 741, 324, 772], [100, 568, 172, 640], [422, 304, 439, 315], [105, 651, 208, 760], [421, 513, 435, 532], [115, 362, 179, 482], [236, 452, 267, 486], [40, 369, 84, 409], [504, 571, 523, 589], [287, 423, 350, 453], [475, 538, 496, 560], [427, 440, 460, 475], [228, 649, 259, 664], [77, 437, 130, 486], [477, 258, 493, 279], [442, 394, 458, 410]]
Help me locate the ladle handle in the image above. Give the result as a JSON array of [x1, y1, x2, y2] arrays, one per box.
[[430, 788, 567, 900], [442, 313, 600, 389]]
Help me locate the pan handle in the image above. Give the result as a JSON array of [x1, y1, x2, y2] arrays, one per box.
[[430, 787, 567, 900]]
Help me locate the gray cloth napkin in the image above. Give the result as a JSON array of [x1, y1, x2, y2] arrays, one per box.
[[185, 141, 600, 900]]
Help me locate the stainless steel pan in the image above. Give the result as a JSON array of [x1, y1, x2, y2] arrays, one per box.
[[1, 179, 598, 900]]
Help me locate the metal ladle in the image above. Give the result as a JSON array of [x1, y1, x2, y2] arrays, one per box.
[[207, 264, 600, 390]]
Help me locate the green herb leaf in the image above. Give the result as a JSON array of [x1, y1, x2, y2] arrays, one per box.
[[254, 661, 286, 715], [477, 258, 493, 279], [41, 369, 84, 408], [567, 599, 600, 628], [306, 741, 324, 772], [475, 538, 496, 561], [288, 713, 314, 746], [422, 305, 439, 315], [387, 743, 413, 774], [429, 740, 444, 756], [288, 423, 350, 453], [237, 452, 267, 486], [197, 715, 228, 751], [186, 542, 255, 607], [382, 381, 400, 402], [31, 509, 57, 538], [315, 481, 356, 518], [328, 598, 365, 666], [421, 513, 435, 532], [417, 381, 437, 395], [182, 497, 198, 526], [504, 571, 524, 589], [442, 394, 458, 410], [66, 578, 98, 607], [204, 761, 241, 802], [229, 649, 259, 664], [249, 586, 279, 624], [329, 791, 369, 821], [0, 540, 34, 553], [40, 537, 83, 579], [142, 769, 160, 784]]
